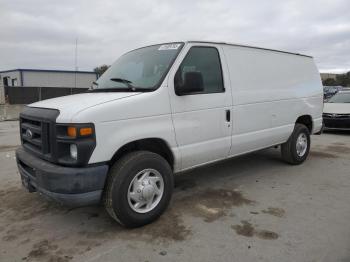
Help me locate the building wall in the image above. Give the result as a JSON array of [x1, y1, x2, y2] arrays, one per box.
[[22, 71, 97, 88], [0, 71, 21, 86]]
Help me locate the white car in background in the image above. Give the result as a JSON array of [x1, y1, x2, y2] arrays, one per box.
[[323, 90, 350, 130]]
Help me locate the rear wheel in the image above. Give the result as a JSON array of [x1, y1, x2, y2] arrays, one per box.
[[281, 123, 310, 165], [104, 151, 173, 228]]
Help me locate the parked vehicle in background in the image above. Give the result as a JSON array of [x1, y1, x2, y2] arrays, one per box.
[[323, 90, 350, 130], [323, 86, 343, 101], [15, 41, 323, 227]]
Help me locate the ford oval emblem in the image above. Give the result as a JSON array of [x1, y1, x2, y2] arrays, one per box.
[[26, 129, 33, 139]]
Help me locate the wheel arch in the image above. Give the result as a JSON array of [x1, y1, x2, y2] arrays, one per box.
[[109, 138, 175, 171], [295, 115, 313, 133]]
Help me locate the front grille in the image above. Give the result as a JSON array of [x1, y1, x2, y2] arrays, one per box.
[[20, 116, 51, 155], [323, 113, 350, 119], [19, 107, 59, 162], [323, 112, 350, 129]]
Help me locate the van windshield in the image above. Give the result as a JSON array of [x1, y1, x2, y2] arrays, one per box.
[[93, 43, 184, 91]]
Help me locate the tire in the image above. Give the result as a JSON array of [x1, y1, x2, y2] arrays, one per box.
[[104, 151, 173, 228], [281, 123, 310, 165]]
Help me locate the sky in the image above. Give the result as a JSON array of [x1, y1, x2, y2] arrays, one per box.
[[0, 0, 349, 73]]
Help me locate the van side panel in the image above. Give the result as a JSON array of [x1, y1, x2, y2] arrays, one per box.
[[222, 45, 323, 156]]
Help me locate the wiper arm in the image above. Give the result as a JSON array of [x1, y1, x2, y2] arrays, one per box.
[[110, 78, 136, 91], [90, 81, 99, 90], [87, 77, 154, 93]]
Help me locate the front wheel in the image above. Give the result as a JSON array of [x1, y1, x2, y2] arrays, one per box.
[[104, 151, 173, 228], [281, 123, 310, 165]]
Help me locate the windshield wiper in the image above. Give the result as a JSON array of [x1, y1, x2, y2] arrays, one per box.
[[87, 78, 154, 93], [90, 81, 99, 90], [110, 78, 136, 91]]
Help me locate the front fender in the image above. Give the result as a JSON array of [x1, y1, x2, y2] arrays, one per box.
[[89, 114, 181, 171]]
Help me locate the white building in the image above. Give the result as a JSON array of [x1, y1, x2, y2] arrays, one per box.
[[0, 69, 98, 88]]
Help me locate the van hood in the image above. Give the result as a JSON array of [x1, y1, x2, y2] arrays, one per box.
[[323, 103, 350, 114], [29, 92, 141, 122]]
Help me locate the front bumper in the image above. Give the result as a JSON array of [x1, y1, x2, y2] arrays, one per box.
[[323, 116, 350, 130], [16, 146, 109, 206]]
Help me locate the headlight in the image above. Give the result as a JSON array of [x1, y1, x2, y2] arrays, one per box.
[[70, 144, 78, 160], [56, 123, 96, 166]]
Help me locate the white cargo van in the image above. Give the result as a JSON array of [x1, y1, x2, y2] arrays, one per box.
[[16, 41, 323, 227]]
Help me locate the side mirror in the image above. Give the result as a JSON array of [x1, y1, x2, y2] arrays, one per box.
[[175, 71, 204, 95]]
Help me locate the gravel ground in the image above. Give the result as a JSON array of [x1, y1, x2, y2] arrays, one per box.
[[0, 120, 349, 262]]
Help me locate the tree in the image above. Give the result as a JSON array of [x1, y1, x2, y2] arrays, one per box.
[[322, 71, 350, 87], [94, 65, 110, 78], [323, 78, 337, 86], [336, 72, 350, 87]]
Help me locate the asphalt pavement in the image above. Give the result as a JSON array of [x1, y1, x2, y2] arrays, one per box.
[[0, 120, 349, 262]]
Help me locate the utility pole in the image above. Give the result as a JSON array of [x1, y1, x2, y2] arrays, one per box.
[[74, 38, 78, 90]]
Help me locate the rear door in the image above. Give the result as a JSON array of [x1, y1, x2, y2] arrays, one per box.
[[167, 43, 233, 170]]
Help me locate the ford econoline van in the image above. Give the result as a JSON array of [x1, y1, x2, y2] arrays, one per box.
[[16, 41, 323, 227]]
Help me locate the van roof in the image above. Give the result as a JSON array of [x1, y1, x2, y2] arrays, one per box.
[[186, 41, 313, 58]]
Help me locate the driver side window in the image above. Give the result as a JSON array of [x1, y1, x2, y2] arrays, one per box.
[[175, 46, 224, 95]]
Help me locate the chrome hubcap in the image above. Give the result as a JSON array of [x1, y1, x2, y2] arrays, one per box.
[[296, 133, 308, 157], [127, 169, 164, 213]]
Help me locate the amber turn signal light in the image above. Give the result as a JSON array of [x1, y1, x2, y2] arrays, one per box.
[[79, 127, 93, 136], [67, 126, 77, 138]]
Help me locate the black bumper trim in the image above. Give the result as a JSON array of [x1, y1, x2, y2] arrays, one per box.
[[323, 117, 350, 130], [323, 126, 350, 131], [38, 188, 103, 206], [16, 146, 109, 206]]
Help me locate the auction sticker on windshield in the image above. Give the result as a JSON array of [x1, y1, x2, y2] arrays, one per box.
[[158, 44, 181, 50]]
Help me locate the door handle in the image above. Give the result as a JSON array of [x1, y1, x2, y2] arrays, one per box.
[[226, 109, 230, 122]]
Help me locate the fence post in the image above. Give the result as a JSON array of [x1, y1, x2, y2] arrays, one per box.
[[38, 87, 42, 101], [0, 85, 5, 104]]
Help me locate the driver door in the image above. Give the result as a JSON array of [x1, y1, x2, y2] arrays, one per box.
[[167, 44, 233, 171]]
